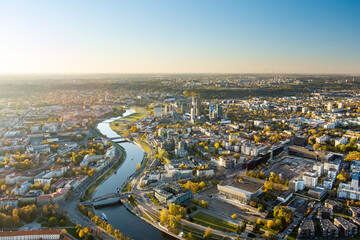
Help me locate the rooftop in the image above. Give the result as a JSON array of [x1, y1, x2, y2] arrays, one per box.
[[335, 217, 357, 230], [300, 219, 315, 231], [320, 219, 338, 231], [229, 180, 263, 193], [0, 229, 61, 237]]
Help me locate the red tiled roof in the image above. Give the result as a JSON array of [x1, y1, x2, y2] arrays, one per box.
[[0, 228, 62, 236], [37, 194, 52, 199]]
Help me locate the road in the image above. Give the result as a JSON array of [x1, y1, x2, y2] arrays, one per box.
[[61, 148, 125, 240]]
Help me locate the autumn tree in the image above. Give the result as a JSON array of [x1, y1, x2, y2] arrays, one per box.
[[203, 227, 212, 240]]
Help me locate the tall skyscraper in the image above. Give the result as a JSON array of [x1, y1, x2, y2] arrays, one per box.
[[209, 103, 223, 120], [192, 97, 201, 117], [190, 107, 196, 123]]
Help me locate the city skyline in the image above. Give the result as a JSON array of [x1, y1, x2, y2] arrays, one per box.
[[0, 0, 359, 74]]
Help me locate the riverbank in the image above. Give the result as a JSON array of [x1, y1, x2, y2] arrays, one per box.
[[122, 201, 182, 240], [93, 110, 177, 240], [109, 108, 148, 137], [82, 143, 127, 201]]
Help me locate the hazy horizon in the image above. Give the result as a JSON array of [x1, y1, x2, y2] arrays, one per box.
[[0, 0, 359, 74]]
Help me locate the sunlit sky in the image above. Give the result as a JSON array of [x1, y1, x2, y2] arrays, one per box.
[[0, 0, 359, 74]]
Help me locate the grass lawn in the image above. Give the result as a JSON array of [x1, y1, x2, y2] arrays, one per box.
[[65, 228, 78, 239], [122, 112, 147, 120], [259, 225, 279, 235], [182, 225, 224, 240], [122, 182, 132, 192], [137, 139, 151, 154], [110, 109, 148, 136], [192, 211, 237, 233], [334, 211, 351, 218]]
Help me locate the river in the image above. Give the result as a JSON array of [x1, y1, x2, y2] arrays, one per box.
[[95, 110, 174, 240]]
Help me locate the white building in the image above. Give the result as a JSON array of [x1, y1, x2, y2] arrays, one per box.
[[324, 122, 337, 129], [0, 229, 62, 240], [289, 178, 305, 192], [313, 163, 324, 176], [303, 170, 319, 189], [149, 171, 161, 181], [338, 182, 360, 200], [324, 161, 340, 175], [197, 169, 214, 177], [335, 137, 349, 147], [316, 135, 329, 144], [154, 105, 162, 117]]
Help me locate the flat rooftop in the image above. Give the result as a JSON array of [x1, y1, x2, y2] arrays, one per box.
[[229, 180, 263, 193]]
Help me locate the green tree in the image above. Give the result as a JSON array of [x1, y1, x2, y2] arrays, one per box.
[[47, 217, 58, 227]]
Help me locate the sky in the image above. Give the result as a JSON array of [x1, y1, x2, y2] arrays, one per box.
[[0, 0, 359, 74]]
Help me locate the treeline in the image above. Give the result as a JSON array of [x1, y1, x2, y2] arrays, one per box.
[[0, 204, 37, 228], [160, 203, 187, 234], [190, 198, 208, 208], [180, 180, 207, 193], [266, 206, 294, 232], [249, 197, 267, 212], [39, 204, 69, 227], [245, 169, 265, 179], [78, 204, 130, 240]]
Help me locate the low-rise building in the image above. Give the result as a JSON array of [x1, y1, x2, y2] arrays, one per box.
[[325, 199, 342, 211], [334, 217, 358, 238], [289, 178, 305, 192], [337, 182, 360, 200], [149, 171, 161, 182], [277, 190, 293, 203], [298, 220, 315, 239], [308, 185, 327, 200], [153, 183, 193, 205], [350, 206, 360, 217], [0, 229, 62, 240], [351, 216, 360, 226], [37, 188, 69, 206], [323, 177, 335, 189], [335, 137, 348, 147], [303, 170, 318, 188], [0, 197, 18, 209], [316, 135, 329, 144], [320, 218, 339, 238], [217, 180, 263, 203], [196, 168, 214, 177], [20, 190, 42, 205], [318, 207, 333, 219]]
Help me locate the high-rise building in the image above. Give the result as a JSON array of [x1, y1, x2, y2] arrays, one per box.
[[190, 107, 195, 123], [154, 105, 162, 117], [192, 97, 201, 117], [209, 103, 223, 120]]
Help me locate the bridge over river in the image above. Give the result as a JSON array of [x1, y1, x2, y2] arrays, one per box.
[[83, 192, 133, 206]]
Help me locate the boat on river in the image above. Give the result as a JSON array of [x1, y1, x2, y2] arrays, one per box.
[[101, 212, 108, 221]]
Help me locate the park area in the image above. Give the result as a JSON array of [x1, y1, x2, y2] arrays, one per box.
[[110, 108, 148, 136], [192, 211, 237, 233]]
